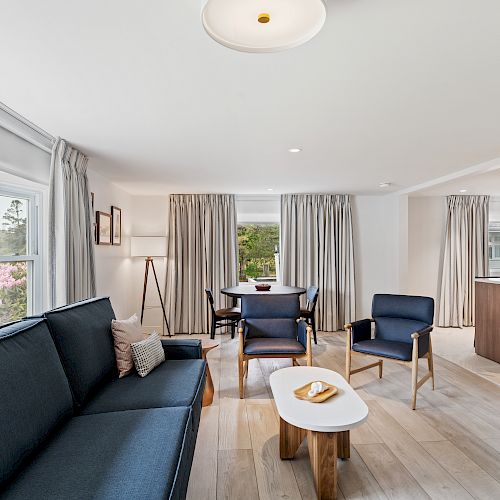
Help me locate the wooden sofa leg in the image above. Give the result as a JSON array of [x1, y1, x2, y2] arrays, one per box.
[[378, 360, 383, 379], [238, 354, 245, 399]]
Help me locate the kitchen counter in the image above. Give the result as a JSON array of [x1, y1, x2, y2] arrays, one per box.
[[475, 279, 500, 363]]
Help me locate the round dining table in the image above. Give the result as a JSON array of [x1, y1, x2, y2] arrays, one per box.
[[221, 285, 306, 306]]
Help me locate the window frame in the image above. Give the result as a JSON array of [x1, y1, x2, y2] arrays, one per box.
[[0, 184, 43, 317]]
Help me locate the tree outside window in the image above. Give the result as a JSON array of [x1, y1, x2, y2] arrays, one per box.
[[238, 224, 279, 282], [0, 197, 28, 323]]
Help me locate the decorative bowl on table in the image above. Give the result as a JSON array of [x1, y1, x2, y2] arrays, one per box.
[[255, 284, 271, 291]]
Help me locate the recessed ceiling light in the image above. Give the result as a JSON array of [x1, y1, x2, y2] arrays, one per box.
[[378, 182, 391, 188], [459, 189, 468, 193], [288, 148, 302, 153], [266, 188, 274, 192]]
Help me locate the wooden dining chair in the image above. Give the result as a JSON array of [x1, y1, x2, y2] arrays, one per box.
[[205, 288, 241, 340], [300, 285, 319, 344]]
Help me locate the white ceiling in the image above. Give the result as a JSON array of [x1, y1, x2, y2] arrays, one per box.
[[1, 0, 500, 195]]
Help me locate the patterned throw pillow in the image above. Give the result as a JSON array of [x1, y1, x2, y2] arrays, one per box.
[[131, 332, 165, 377]]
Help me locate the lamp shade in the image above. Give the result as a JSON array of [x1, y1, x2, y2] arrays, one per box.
[[131, 236, 167, 257], [202, 0, 327, 53]]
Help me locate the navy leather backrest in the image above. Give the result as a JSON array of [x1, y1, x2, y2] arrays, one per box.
[[44, 297, 117, 409], [372, 294, 434, 343], [242, 295, 299, 339], [0, 319, 73, 488], [241, 294, 300, 319]]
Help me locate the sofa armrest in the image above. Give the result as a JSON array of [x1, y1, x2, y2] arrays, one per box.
[[345, 319, 372, 345], [161, 339, 202, 359]]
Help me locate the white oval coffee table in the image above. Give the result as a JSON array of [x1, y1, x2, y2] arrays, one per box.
[[270, 366, 369, 500]]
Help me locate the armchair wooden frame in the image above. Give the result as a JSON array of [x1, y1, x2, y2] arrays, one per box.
[[345, 320, 435, 410], [238, 319, 313, 399]]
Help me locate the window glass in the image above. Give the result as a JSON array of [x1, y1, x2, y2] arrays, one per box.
[[0, 196, 28, 255], [238, 224, 279, 282], [0, 190, 39, 324]]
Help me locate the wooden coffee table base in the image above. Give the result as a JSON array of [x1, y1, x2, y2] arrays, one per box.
[[279, 417, 350, 500]]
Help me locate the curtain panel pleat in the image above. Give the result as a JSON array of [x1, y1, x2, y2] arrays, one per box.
[[437, 195, 489, 327], [165, 194, 238, 334], [280, 194, 356, 332], [49, 138, 96, 307]]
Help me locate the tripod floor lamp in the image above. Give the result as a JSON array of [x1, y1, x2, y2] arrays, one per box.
[[131, 236, 171, 337]]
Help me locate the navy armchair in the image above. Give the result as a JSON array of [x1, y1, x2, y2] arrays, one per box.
[[238, 295, 312, 399], [345, 294, 435, 409]]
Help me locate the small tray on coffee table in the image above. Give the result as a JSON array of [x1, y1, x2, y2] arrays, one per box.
[[294, 380, 338, 403]]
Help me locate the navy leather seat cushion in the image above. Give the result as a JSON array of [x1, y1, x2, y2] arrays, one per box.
[[372, 294, 434, 324], [353, 339, 429, 361], [374, 317, 429, 344], [245, 318, 297, 339], [2, 407, 193, 500], [44, 297, 117, 408], [82, 359, 206, 417], [0, 319, 73, 488], [241, 294, 300, 319], [244, 338, 306, 355]]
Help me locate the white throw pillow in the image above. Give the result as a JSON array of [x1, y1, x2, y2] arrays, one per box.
[[131, 332, 165, 377], [111, 314, 147, 378]]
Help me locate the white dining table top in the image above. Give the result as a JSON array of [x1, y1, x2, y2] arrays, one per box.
[[269, 366, 369, 432]]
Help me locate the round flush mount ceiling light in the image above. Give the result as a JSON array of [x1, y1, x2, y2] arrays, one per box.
[[288, 147, 302, 153], [459, 189, 468, 193], [202, 0, 327, 53], [378, 182, 392, 188]]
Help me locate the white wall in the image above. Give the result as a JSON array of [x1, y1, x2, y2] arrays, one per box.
[[407, 196, 446, 302], [352, 195, 401, 318], [88, 168, 134, 319], [128, 195, 169, 333]]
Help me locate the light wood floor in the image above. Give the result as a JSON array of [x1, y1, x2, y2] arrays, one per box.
[[183, 332, 500, 500]]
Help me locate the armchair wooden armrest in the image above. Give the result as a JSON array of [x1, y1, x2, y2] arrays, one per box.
[[410, 326, 433, 339]]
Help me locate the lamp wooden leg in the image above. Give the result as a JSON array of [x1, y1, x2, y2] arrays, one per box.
[[140, 259, 150, 325], [428, 337, 435, 390], [411, 337, 419, 410]]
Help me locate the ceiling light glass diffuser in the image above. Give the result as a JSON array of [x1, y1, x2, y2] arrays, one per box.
[[202, 0, 327, 53]]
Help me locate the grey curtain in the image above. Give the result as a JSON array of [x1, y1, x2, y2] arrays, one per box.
[[437, 195, 489, 327], [280, 194, 356, 332], [49, 138, 96, 307], [165, 194, 238, 334]]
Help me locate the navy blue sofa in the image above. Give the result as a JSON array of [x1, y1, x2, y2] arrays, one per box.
[[0, 297, 206, 500]]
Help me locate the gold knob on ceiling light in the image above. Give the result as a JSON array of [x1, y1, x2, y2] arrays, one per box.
[[258, 13, 270, 24]]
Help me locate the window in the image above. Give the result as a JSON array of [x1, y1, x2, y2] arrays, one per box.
[[489, 222, 500, 277], [0, 186, 42, 324], [238, 223, 280, 282]]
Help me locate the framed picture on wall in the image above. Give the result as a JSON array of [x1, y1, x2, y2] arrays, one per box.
[[96, 211, 112, 245], [111, 206, 122, 245]]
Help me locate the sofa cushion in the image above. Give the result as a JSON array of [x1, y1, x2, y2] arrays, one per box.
[[0, 319, 73, 488], [1, 408, 193, 500], [44, 297, 117, 408], [81, 359, 206, 416]]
